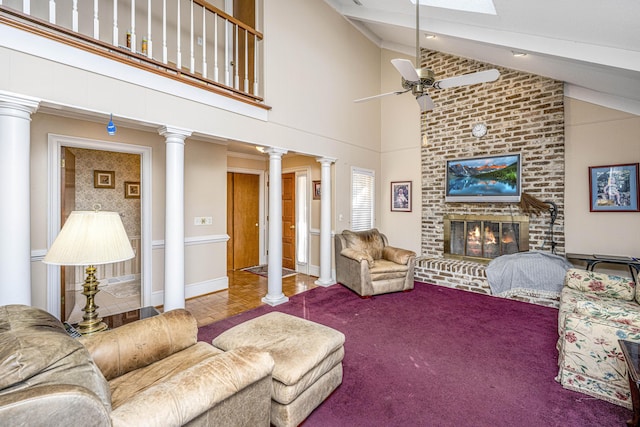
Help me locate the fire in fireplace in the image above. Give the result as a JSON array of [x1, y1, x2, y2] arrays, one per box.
[[443, 214, 529, 262]]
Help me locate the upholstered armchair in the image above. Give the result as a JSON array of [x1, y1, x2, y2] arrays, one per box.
[[0, 304, 274, 426], [335, 228, 416, 297], [556, 268, 639, 408]]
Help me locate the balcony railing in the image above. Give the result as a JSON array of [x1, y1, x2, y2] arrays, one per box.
[[0, 0, 265, 106]]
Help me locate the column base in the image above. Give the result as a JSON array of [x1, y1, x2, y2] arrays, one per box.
[[314, 278, 336, 287], [262, 293, 289, 306]]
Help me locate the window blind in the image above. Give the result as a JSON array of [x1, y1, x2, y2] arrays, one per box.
[[351, 167, 375, 231]]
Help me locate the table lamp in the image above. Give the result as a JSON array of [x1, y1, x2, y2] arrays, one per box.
[[44, 209, 134, 334]]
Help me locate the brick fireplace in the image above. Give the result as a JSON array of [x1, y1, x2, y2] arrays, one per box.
[[414, 49, 565, 308]]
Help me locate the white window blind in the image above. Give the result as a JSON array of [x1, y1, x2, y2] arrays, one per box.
[[351, 167, 375, 231]]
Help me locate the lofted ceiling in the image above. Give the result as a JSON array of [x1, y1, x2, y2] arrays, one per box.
[[323, 0, 640, 113]]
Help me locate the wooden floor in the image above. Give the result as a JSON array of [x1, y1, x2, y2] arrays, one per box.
[[182, 269, 319, 327]]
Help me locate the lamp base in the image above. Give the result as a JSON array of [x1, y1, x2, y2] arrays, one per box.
[[77, 265, 108, 335]]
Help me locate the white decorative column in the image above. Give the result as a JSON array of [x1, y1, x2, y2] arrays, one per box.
[[315, 157, 336, 286], [0, 92, 39, 305], [159, 126, 192, 311], [262, 147, 289, 306]]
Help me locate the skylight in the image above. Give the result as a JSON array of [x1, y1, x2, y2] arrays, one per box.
[[410, 0, 497, 15]]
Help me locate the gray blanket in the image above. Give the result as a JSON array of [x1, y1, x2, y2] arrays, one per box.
[[485, 251, 573, 298]]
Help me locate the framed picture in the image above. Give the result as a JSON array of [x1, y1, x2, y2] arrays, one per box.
[[313, 180, 321, 200], [589, 163, 639, 212], [124, 181, 141, 199], [94, 170, 115, 189], [391, 181, 412, 212]]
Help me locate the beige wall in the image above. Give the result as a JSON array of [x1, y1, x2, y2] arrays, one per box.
[[564, 98, 640, 256], [379, 49, 422, 254], [29, 114, 228, 308]]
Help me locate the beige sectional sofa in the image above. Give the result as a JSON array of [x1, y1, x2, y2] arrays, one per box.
[[556, 268, 639, 408], [0, 304, 274, 426]]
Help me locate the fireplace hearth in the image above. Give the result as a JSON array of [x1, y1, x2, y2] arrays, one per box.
[[443, 214, 529, 263]]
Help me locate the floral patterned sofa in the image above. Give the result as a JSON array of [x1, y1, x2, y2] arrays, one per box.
[[556, 268, 638, 408]]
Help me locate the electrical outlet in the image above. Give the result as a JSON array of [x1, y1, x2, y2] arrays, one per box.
[[197, 36, 203, 46]]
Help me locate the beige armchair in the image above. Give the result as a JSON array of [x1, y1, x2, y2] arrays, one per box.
[[335, 228, 416, 297], [0, 304, 274, 426]]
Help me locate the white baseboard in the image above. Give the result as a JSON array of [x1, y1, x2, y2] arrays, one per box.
[[150, 276, 229, 307]]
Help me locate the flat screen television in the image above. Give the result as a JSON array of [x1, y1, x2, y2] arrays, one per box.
[[445, 153, 522, 202]]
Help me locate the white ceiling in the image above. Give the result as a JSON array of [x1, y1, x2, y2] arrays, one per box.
[[323, 0, 640, 112]]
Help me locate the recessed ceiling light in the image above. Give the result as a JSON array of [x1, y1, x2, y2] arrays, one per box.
[[424, 33, 437, 39], [352, 0, 363, 5], [512, 51, 527, 57]]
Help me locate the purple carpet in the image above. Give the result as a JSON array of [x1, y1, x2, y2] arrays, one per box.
[[198, 282, 631, 426]]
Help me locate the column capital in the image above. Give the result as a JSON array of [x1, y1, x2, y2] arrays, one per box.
[[263, 147, 288, 157], [316, 157, 337, 165], [0, 91, 40, 116], [158, 126, 193, 141]]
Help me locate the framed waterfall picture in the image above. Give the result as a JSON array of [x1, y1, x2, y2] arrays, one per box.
[[588, 163, 639, 212], [391, 181, 412, 212]]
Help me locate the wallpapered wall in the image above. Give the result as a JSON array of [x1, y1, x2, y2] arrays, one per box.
[[69, 148, 141, 237]]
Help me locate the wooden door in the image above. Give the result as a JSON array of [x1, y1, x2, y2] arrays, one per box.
[[233, 0, 255, 94], [227, 172, 260, 270], [60, 148, 76, 321], [282, 172, 296, 270]]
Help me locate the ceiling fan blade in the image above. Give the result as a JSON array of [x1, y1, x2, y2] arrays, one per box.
[[416, 94, 435, 112], [391, 58, 420, 82], [433, 69, 500, 89], [354, 89, 410, 103]]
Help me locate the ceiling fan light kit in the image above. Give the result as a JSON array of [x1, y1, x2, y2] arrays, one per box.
[[353, 0, 500, 113]]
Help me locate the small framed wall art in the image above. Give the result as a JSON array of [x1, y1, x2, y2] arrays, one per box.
[[391, 181, 412, 212], [313, 180, 321, 200], [94, 170, 115, 189], [124, 181, 141, 199], [588, 163, 639, 212]]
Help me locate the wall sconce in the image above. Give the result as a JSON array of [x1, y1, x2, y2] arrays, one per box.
[[107, 114, 117, 135]]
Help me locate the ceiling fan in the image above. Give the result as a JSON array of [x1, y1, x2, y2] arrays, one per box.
[[354, 1, 500, 112]]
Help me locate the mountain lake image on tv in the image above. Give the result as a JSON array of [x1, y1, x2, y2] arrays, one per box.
[[445, 154, 521, 202]]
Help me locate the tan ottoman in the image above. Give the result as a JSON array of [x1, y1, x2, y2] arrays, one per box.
[[212, 312, 345, 427]]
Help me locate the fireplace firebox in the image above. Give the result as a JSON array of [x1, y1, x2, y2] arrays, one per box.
[[443, 214, 529, 263]]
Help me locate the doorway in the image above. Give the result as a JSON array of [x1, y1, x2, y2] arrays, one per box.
[[282, 172, 296, 270], [47, 134, 152, 320], [61, 147, 142, 322], [227, 171, 262, 270]]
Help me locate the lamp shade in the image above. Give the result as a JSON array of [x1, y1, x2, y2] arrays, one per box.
[[44, 211, 134, 266]]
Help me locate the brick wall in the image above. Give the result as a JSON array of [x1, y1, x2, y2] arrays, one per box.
[[419, 50, 565, 258]]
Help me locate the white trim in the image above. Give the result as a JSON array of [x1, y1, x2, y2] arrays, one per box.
[[564, 83, 640, 116], [46, 134, 153, 317], [150, 276, 228, 307], [150, 234, 229, 249], [227, 167, 267, 265], [0, 25, 268, 121], [227, 151, 267, 162]]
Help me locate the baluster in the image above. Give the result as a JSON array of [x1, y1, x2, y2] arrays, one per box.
[[176, 0, 182, 69], [147, 0, 152, 57], [243, 29, 249, 93], [93, 0, 99, 39], [254, 35, 259, 95], [22, 0, 29, 14], [213, 13, 219, 82], [189, 0, 195, 73], [112, 0, 118, 46], [224, 18, 229, 86], [130, 0, 136, 52], [72, 0, 78, 32], [234, 24, 239, 89], [201, 7, 207, 79], [162, 0, 167, 63], [49, 0, 55, 24]]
